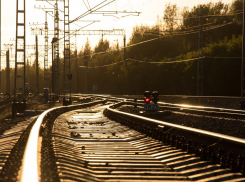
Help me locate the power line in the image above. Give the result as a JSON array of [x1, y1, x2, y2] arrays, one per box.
[[76, 55, 242, 69], [82, 0, 89, 10], [87, 0, 91, 9], [127, 57, 203, 64], [206, 56, 242, 59], [70, 0, 113, 23], [181, 11, 243, 20], [72, 20, 235, 61], [79, 60, 124, 68]]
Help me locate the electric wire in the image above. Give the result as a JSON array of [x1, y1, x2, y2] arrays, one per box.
[[74, 20, 238, 68], [82, 0, 89, 10], [206, 56, 242, 59], [70, 0, 113, 23], [127, 57, 203, 64], [172, 11, 243, 21], [28, 2, 242, 69], [87, 0, 91, 9], [69, 20, 235, 63], [77, 55, 242, 70], [80, 60, 124, 68]]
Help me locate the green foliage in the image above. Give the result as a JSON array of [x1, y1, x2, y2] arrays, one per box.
[[230, 0, 243, 22], [1, 0, 242, 96], [94, 37, 110, 53]]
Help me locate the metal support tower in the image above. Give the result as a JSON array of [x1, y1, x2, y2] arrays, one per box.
[[124, 35, 127, 69], [0, 0, 1, 94], [197, 6, 204, 96], [44, 11, 52, 89], [63, 0, 71, 104], [6, 50, 10, 94], [14, 0, 26, 101], [27, 58, 30, 88], [35, 35, 39, 96], [53, 1, 60, 99], [75, 33, 77, 93], [241, 0, 245, 107], [85, 57, 88, 94]]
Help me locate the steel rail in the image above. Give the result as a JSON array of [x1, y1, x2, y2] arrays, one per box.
[[86, 94, 127, 102], [86, 94, 242, 111], [158, 102, 245, 113], [151, 102, 245, 118], [118, 97, 245, 117], [80, 94, 245, 119], [52, 102, 245, 181], [21, 106, 63, 182], [93, 95, 245, 116], [20, 100, 105, 182], [106, 102, 245, 148], [124, 98, 245, 113]]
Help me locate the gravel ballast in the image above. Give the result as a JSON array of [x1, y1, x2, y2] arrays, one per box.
[[119, 106, 245, 139]]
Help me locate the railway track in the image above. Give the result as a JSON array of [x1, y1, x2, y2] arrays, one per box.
[[0, 97, 245, 181], [89, 94, 245, 119]]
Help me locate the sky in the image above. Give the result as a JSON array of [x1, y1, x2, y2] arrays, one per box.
[[0, 0, 235, 67]]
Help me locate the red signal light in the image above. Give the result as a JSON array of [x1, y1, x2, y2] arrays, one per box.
[[145, 97, 150, 103]]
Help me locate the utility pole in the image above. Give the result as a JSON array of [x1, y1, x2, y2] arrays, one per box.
[[51, 38, 55, 96], [53, 1, 60, 100], [27, 58, 30, 89], [241, 0, 245, 108], [197, 6, 204, 96], [75, 33, 78, 93], [13, 0, 26, 117], [124, 35, 127, 69], [44, 11, 52, 90], [85, 57, 88, 94], [6, 50, 10, 94], [35, 35, 39, 96], [35, 0, 137, 98], [44, 11, 52, 103], [0, 0, 1, 94], [63, 0, 71, 105]]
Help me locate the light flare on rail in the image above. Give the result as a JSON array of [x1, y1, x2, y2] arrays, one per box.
[[21, 112, 47, 182]]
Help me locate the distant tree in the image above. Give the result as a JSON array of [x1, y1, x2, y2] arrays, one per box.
[[230, 0, 243, 22], [94, 37, 110, 53], [163, 3, 180, 32], [83, 38, 92, 59]]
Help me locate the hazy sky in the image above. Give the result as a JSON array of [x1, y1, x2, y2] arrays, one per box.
[[0, 0, 235, 66]]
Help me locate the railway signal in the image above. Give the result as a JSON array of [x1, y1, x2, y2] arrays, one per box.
[[144, 91, 151, 104], [144, 91, 159, 111], [152, 91, 159, 104]]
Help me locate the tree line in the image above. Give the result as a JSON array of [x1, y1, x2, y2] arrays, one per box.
[[0, 0, 243, 96]]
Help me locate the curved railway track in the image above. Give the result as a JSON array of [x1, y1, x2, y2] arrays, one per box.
[[88, 94, 245, 119], [0, 96, 245, 181]]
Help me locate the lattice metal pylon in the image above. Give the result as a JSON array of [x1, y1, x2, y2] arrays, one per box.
[[53, 2, 60, 99], [35, 35, 39, 96], [75, 33, 77, 93], [197, 6, 204, 96], [14, 0, 26, 101], [6, 50, 10, 94], [44, 11, 51, 88], [63, 0, 71, 101]]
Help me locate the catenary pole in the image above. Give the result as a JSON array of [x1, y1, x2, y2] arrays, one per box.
[[241, 0, 245, 108]]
